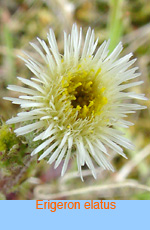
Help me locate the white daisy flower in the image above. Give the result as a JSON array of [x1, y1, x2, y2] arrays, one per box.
[[4, 24, 147, 180]]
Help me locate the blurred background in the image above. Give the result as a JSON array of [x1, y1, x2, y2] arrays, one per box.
[[0, 0, 150, 200]]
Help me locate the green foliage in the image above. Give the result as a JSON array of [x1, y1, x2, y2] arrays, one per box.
[[132, 192, 150, 200], [0, 124, 17, 152], [0, 121, 37, 196], [0, 122, 28, 171]]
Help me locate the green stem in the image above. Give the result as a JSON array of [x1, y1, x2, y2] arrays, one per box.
[[108, 0, 124, 53], [3, 25, 16, 83]]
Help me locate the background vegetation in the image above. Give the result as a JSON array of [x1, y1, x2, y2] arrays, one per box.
[[0, 0, 150, 200]]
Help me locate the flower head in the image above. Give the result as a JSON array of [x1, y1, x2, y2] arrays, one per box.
[[4, 24, 147, 180]]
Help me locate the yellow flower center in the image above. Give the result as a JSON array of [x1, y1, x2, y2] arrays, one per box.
[[61, 67, 108, 119]]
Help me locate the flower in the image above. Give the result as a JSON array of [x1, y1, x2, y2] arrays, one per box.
[[4, 24, 147, 180]]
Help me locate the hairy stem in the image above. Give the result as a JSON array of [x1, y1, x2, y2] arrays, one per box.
[[0, 156, 34, 195]]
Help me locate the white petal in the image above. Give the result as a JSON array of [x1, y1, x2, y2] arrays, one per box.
[[4, 97, 27, 105], [85, 150, 97, 179], [89, 147, 106, 170], [58, 132, 70, 149], [47, 146, 62, 164], [94, 40, 107, 61], [68, 136, 73, 149], [40, 140, 59, 161], [100, 135, 127, 159], [7, 85, 38, 95], [128, 92, 147, 100], [17, 77, 45, 94], [119, 81, 144, 90], [86, 138, 96, 156], [96, 139, 108, 155], [41, 124, 54, 140], [20, 102, 44, 108], [77, 151, 83, 181], [54, 145, 68, 169], [19, 95, 43, 100], [81, 27, 91, 58], [61, 148, 71, 176], [76, 140, 86, 166], [15, 121, 44, 136], [39, 141, 60, 160], [6, 115, 39, 124], [105, 42, 123, 63], [47, 29, 61, 66], [96, 149, 114, 171], [29, 42, 48, 64], [17, 109, 44, 117], [31, 136, 55, 156]]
